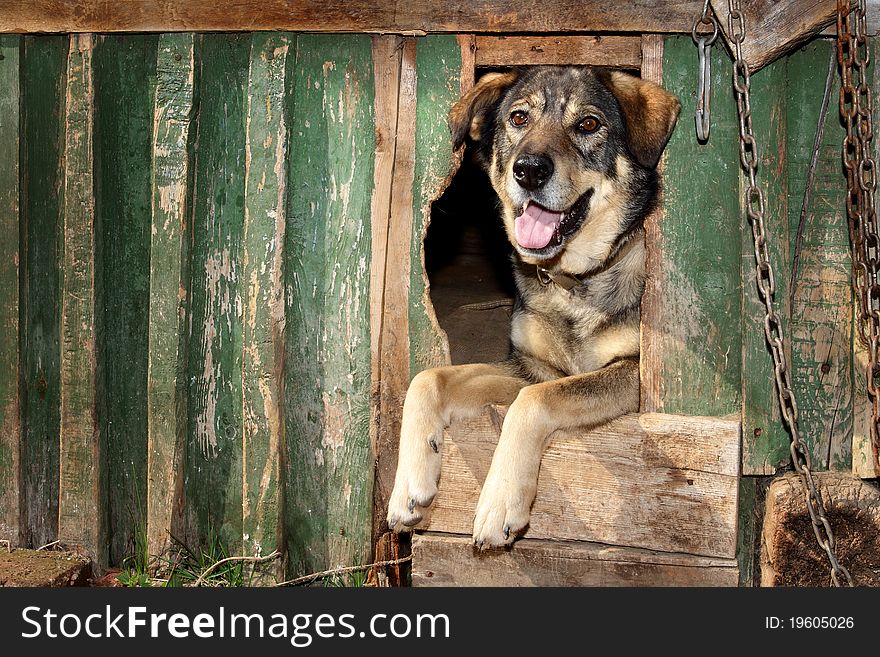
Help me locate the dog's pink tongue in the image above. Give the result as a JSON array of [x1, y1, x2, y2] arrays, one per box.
[[515, 202, 562, 249]]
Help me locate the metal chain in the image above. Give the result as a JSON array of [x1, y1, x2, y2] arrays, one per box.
[[727, 0, 853, 587], [838, 0, 880, 472]]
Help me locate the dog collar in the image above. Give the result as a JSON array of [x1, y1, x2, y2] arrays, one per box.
[[535, 266, 584, 290], [531, 228, 641, 292]]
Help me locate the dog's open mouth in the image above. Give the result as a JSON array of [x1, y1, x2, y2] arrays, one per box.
[[514, 191, 593, 255]]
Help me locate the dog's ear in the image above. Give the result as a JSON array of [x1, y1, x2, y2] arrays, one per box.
[[449, 71, 519, 151], [601, 71, 681, 169]]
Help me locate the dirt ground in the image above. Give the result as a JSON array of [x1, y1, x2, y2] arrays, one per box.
[[0, 547, 92, 587]]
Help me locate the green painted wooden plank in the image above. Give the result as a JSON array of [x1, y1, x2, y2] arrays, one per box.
[[146, 33, 196, 559], [0, 35, 21, 545], [409, 35, 462, 375], [736, 476, 758, 587], [93, 33, 157, 566], [20, 35, 67, 549], [740, 55, 792, 474], [242, 32, 289, 580], [786, 41, 852, 473], [284, 34, 375, 576], [656, 36, 742, 417], [186, 33, 249, 554], [853, 35, 880, 478], [57, 33, 106, 568]]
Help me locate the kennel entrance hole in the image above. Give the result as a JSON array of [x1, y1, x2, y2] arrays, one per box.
[[425, 152, 515, 365]]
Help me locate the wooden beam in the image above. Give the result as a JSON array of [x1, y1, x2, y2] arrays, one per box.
[[370, 34, 405, 538], [93, 33, 157, 568], [853, 36, 880, 478], [641, 36, 743, 419], [786, 43, 853, 473], [413, 534, 740, 586], [146, 33, 194, 560], [740, 55, 791, 475], [0, 1, 713, 35], [57, 33, 105, 569], [284, 34, 376, 576], [475, 35, 642, 68], [241, 32, 288, 582], [710, 0, 845, 72], [0, 35, 21, 546], [419, 410, 741, 559], [186, 33, 251, 554], [19, 35, 66, 550], [639, 34, 664, 413]]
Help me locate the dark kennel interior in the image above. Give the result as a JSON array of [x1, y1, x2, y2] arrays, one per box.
[[425, 150, 516, 365]]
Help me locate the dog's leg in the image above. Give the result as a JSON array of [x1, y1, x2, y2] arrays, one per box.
[[472, 357, 639, 548], [387, 363, 527, 531]]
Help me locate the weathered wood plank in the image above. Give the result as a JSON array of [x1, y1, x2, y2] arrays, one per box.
[[410, 35, 463, 374], [640, 34, 665, 413], [146, 33, 195, 560], [0, 1, 723, 36], [19, 34, 66, 550], [644, 36, 742, 418], [710, 0, 843, 72], [57, 33, 105, 568], [93, 33, 157, 566], [241, 32, 288, 581], [284, 34, 375, 576], [0, 35, 21, 546], [475, 35, 642, 68], [370, 35, 406, 536], [420, 410, 741, 559], [853, 35, 880, 478], [412, 534, 740, 587], [740, 55, 792, 474], [786, 41, 852, 472], [186, 33, 249, 553]]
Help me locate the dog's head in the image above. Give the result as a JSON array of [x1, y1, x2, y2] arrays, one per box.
[[449, 66, 680, 271]]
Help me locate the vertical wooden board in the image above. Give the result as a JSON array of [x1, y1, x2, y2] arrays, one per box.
[[739, 56, 791, 474], [284, 34, 375, 576], [655, 36, 742, 417], [241, 32, 289, 577], [786, 41, 852, 472], [853, 35, 880, 478], [146, 33, 196, 559], [409, 35, 463, 374], [186, 33, 249, 553], [369, 35, 404, 534], [58, 33, 104, 567], [736, 476, 758, 586], [19, 35, 66, 549], [0, 35, 20, 544], [93, 34, 157, 566]]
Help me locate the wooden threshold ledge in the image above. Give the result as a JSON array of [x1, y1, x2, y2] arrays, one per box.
[[414, 409, 742, 586]]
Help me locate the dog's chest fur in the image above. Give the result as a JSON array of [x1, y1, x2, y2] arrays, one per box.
[[508, 231, 644, 383]]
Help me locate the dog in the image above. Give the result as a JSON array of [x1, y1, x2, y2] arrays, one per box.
[[387, 65, 681, 548]]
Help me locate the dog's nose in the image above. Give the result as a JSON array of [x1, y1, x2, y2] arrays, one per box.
[[513, 154, 554, 191]]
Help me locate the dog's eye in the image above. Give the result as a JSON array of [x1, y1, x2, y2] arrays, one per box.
[[578, 116, 601, 133], [509, 110, 529, 127]]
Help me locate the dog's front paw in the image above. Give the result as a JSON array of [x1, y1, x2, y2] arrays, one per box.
[[386, 425, 442, 532], [472, 470, 533, 549], [386, 469, 439, 532]]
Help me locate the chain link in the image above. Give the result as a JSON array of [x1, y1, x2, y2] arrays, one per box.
[[728, 0, 853, 587], [839, 0, 880, 474]]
